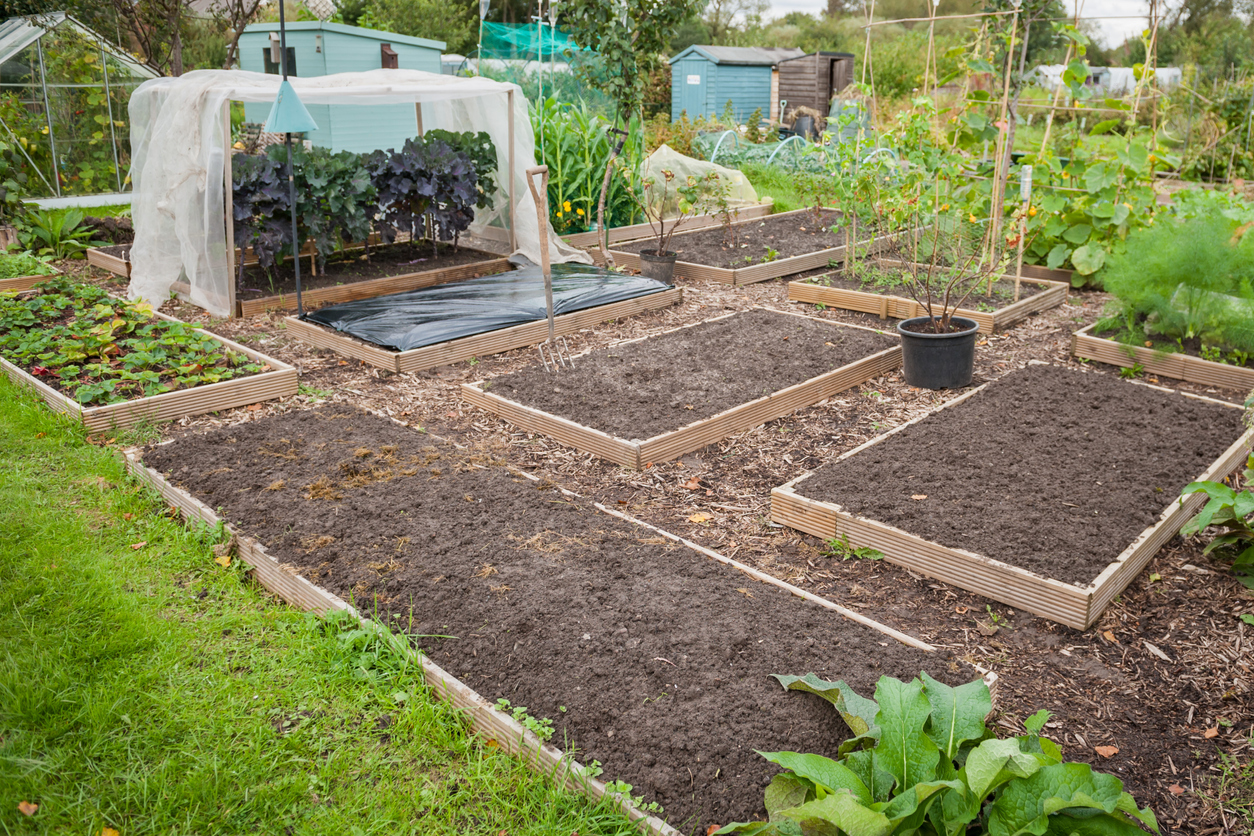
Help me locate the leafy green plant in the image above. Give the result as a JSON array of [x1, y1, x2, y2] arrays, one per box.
[[717, 673, 1158, 836], [1118, 363, 1144, 379], [494, 698, 555, 742], [603, 779, 664, 816], [20, 208, 104, 259], [231, 152, 291, 273], [1098, 206, 1254, 358], [821, 532, 883, 561], [367, 135, 478, 254], [0, 136, 28, 228], [0, 278, 261, 406], [275, 144, 377, 272], [1180, 452, 1254, 589], [0, 251, 55, 279]]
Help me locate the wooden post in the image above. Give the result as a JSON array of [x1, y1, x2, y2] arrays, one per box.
[[1014, 165, 1031, 302], [414, 102, 424, 136], [508, 89, 517, 252], [986, 6, 1019, 293], [224, 100, 237, 317]]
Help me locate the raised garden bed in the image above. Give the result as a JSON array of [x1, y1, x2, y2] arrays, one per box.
[[86, 244, 131, 279], [1072, 322, 1254, 391], [609, 209, 868, 286], [787, 268, 1068, 335], [561, 199, 774, 249], [463, 309, 900, 468], [285, 270, 682, 374], [771, 364, 1253, 629], [0, 259, 60, 293], [133, 404, 965, 833], [0, 280, 295, 432]]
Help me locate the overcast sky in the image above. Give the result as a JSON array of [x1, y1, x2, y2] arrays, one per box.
[[768, 0, 1153, 50]]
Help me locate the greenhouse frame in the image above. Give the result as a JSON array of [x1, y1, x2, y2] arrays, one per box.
[[0, 13, 159, 198]]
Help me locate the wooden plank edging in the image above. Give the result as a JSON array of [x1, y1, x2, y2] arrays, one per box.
[[770, 365, 1253, 629], [562, 199, 775, 248], [462, 309, 902, 468], [0, 262, 63, 292], [285, 288, 684, 374], [1071, 323, 1254, 391], [0, 307, 297, 432]]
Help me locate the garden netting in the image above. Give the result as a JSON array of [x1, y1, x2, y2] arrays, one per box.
[[303, 263, 671, 352], [127, 69, 589, 318]]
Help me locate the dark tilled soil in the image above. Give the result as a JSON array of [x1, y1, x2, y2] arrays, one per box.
[[83, 216, 134, 245], [94, 243, 130, 261], [143, 404, 961, 834], [798, 364, 1244, 585], [488, 309, 897, 440], [238, 241, 502, 298], [616, 211, 844, 269], [806, 269, 1044, 311]]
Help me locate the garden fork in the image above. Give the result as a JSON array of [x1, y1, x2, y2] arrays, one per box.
[[526, 165, 572, 371]]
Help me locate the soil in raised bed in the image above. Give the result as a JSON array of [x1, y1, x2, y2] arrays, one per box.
[[143, 404, 961, 833], [93, 243, 131, 262], [1093, 321, 1254, 370], [616, 211, 844, 269], [805, 266, 1045, 311], [797, 364, 1244, 586], [486, 309, 897, 440], [238, 240, 502, 300]]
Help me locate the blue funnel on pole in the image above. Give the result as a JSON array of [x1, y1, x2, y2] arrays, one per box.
[[263, 80, 318, 134]]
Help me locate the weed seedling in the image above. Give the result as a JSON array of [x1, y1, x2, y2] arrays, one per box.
[[1119, 363, 1145, 379], [820, 532, 884, 561]]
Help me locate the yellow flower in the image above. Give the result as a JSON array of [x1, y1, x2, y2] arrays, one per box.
[[940, 203, 949, 211], [563, 201, 571, 212], [576, 208, 584, 216], [556, 211, 563, 218], [1122, 202, 1132, 209], [1028, 206, 1036, 217], [969, 214, 978, 223]]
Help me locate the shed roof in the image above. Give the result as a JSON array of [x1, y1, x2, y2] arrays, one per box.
[[668, 45, 805, 66], [778, 50, 856, 63], [242, 20, 445, 51]]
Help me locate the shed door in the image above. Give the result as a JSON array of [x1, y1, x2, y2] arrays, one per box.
[[678, 60, 705, 118]]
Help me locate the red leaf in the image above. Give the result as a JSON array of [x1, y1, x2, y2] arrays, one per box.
[[30, 365, 51, 376]]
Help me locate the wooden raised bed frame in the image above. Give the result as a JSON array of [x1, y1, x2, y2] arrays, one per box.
[[0, 262, 61, 293], [86, 245, 130, 279], [1, 308, 297, 433], [771, 369, 1254, 630], [608, 208, 875, 286], [788, 274, 1069, 335], [1072, 322, 1254, 392], [461, 310, 902, 469], [284, 287, 683, 373], [121, 420, 981, 836], [561, 199, 774, 249]]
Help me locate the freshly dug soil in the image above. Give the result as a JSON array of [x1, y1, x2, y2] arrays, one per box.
[[900, 318, 978, 334], [1094, 322, 1254, 370], [487, 309, 897, 440], [238, 241, 502, 298], [143, 405, 960, 833], [616, 211, 844, 269], [83, 216, 134, 245], [806, 268, 1044, 311], [94, 243, 130, 262], [798, 365, 1243, 586]]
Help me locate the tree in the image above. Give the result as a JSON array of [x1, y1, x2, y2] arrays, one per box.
[[702, 0, 769, 44], [206, 0, 266, 69], [561, 0, 703, 123], [359, 0, 476, 55]]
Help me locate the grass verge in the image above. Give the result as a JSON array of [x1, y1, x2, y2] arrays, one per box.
[[738, 163, 805, 213], [0, 378, 640, 836]]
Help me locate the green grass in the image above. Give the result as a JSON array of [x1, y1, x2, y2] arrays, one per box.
[[739, 162, 806, 213], [0, 378, 639, 835]]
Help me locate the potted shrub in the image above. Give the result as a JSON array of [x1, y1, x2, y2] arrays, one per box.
[[625, 167, 724, 282]]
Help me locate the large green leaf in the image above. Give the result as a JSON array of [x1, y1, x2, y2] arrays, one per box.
[[1046, 243, 1071, 270], [874, 677, 940, 792], [847, 749, 897, 803], [987, 763, 1159, 836], [920, 673, 991, 760], [773, 674, 881, 741], [713, 821, 791, 835], [778, 791, 894, 836], [1070, 244, 1106, 275], [964, 738, 1047, 799], [759, 751, 873, 805], [764, 773, 813, 821], [1062, 224, 1092, 244]]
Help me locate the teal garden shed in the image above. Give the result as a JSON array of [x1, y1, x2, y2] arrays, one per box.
[[669, 46, 803, 123], [238, 21, 444, 153]]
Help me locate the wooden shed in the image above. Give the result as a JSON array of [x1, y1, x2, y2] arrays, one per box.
[[777, 52, 856, 123], [239, 21, 444, 154], [669, 46, 804, 123]]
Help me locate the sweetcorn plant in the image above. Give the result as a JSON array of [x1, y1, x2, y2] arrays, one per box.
[[717, 673, 1157, 836]]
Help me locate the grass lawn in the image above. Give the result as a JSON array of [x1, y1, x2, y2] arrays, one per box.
[[739, 163, 806, 213], [0, 379, 639, 836]]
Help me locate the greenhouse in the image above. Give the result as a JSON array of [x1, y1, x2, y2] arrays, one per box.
[[0, 13, 159, 198]]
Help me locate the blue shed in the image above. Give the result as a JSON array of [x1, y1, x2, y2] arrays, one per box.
[[238, 21, 444, 154], [669, 46, 803, 123]]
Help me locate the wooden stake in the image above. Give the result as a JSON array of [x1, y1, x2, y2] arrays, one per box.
[[986, 7, 1018, 293]]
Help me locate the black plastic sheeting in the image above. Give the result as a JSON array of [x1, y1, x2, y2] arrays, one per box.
[[303, 264, 673, 352]]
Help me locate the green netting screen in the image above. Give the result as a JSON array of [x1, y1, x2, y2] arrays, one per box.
[[473, 22, 614, 115]]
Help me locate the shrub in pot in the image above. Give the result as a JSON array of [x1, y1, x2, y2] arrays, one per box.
[[623, 166, 726, 283]]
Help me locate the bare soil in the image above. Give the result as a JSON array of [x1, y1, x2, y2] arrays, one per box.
[[141, 404, 961, 833], [805, 268, 1046, 311], [797, 364, 1244, 585], [238, 240, 503, 299], [616, 211, 845, 269], [488, 309, 896, 440]]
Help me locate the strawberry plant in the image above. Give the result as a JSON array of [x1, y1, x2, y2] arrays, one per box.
[[0, 278, 261, 406], [0, 251, 55, 279], [717, 673, 1157, 835]]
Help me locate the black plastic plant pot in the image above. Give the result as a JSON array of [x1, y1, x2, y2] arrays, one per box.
[[897, 315, 979, 390], [638, 249, 678, 283]]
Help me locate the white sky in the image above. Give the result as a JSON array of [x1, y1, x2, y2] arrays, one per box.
[[767, 0, 1153, 50]]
